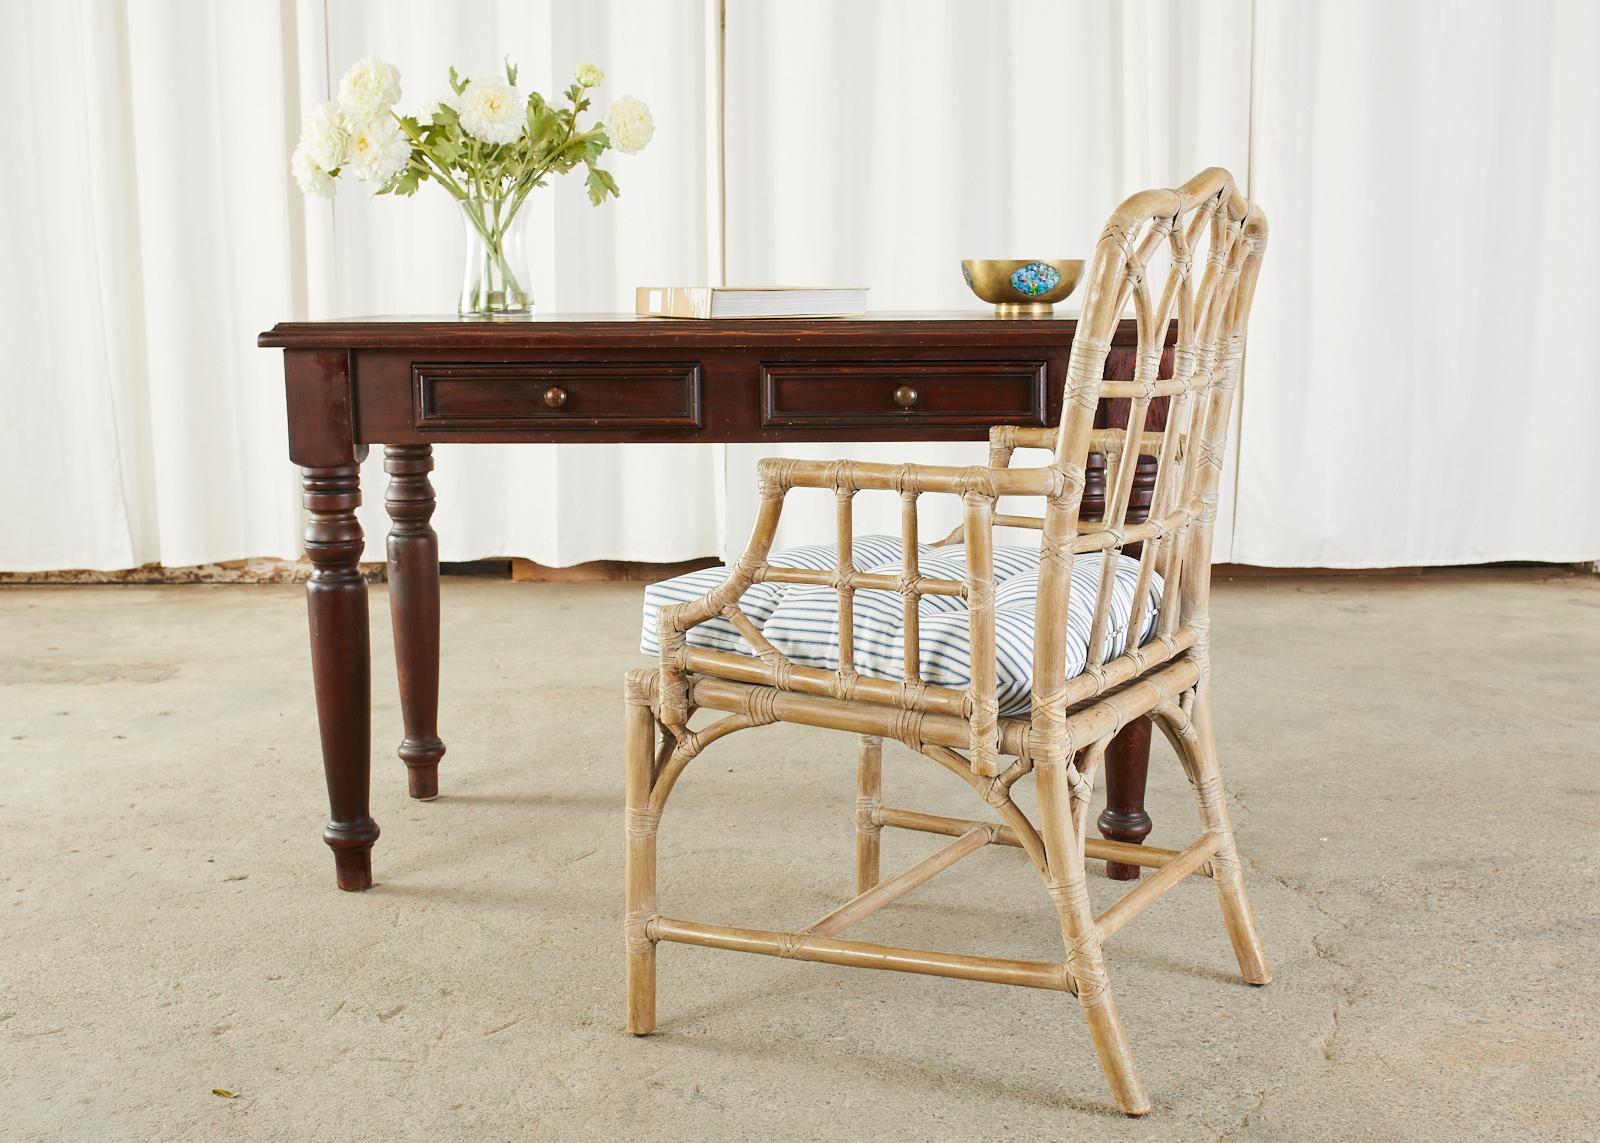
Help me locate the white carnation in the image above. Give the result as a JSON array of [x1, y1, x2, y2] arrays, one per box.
[[346, 117, 411, 185], [458, 77, 525, 145], [291, 142, 335, 198], [298, 101, 347, 172], [604, 95, 654, 155], [337, 57, 402, 119], [575, 62, 604, 87]]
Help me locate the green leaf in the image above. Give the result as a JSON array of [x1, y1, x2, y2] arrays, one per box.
[[427, 134, 462, 165], [448, 65, 467, 96], [432, 102, 461, 131], [392, 164, 424, 196], [585, 166, 620, 205], [525, 98, 561, 156], [504, 56, 519, 86], [524, 92, 545, 128]]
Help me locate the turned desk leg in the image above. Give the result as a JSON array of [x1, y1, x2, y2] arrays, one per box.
[[1099, 718, 1153, 881], [303, 463, 377, 891], [1083, 445, 1159, 882], [384, 445, 446, 800]]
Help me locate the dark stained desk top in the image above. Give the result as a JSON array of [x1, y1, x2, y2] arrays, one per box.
[[259, 310, 1090, 350]]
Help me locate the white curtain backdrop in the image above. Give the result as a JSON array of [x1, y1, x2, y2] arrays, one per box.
[[1235, 0, 1600, 565], [2, 0, 1597, 571], [1, 0, 304, 570]]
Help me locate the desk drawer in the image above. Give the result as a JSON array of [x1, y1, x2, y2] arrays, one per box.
[[760, 360, 1048, 428], [413, 362, 701, 430]]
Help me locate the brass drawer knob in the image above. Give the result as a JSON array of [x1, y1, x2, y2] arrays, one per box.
[[543, 385, 568, 409], [892, 384, 919, 409]]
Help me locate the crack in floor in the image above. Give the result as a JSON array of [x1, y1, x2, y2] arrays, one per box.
[[1214, 781, 1358, 1140], [1214, 926, 1355, 1140]]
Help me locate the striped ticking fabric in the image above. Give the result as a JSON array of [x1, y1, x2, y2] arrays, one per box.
[[640, 536, 1162, 718]]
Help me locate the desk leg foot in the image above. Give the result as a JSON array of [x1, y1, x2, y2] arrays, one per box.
[[399, 739, 444, 800], [327, 832, 377, 892], [304, 462, 378, 891], [1099, 717, 1153, 881], [385, 445, 445, 801]]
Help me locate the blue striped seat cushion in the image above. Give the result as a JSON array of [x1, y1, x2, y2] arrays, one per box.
[[640, 536, 1162, 718]]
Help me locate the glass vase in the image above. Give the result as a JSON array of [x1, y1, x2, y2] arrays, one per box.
[[458, 195, 532, 316]]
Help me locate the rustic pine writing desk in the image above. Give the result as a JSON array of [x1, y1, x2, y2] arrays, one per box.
[[258, 313, 1171, 891]]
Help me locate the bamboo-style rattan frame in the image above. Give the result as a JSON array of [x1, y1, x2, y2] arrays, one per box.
[[624, 168, 1270, 1116]]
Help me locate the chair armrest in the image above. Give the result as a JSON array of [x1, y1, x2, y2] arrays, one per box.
[[989, 425, 1060, 456], [655, 451, 1072, 777], [757, 455, 1064, 499]]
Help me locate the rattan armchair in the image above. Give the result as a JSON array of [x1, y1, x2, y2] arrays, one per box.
[[623, 168, 1270, 1116]]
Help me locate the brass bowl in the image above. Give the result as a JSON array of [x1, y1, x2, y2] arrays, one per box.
[[961, 258, 1084, 315]]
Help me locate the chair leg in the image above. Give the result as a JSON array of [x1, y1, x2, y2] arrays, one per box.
[[1182, 693, 1271, 986], [1063, 874, 1151, 1116], [1038, 757, 1152, 1117], [854, 734, 883, 894], [624, 692, 660, 1034]]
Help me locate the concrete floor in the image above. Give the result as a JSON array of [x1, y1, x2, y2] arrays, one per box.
[[2, 569, 1597, 1141]]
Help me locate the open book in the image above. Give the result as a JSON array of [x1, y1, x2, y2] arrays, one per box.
[[636, 286, 869, 319]]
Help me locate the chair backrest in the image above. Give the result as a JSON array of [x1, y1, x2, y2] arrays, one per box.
[[1028, 168, 1267, 737]]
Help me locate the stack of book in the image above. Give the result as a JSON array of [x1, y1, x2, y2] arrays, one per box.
[[636, 286, 868, 320]]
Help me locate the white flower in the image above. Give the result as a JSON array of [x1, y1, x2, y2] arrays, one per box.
[[458, 77, 525, 145], [291, 142, 335, 198], [291, 99, 347, 198], [604, 95, 654, 154], [337, 57, 402, 119], [575, 62, 604, 87], [346, 117, 412, 185], [298, 101, 347, 171]]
